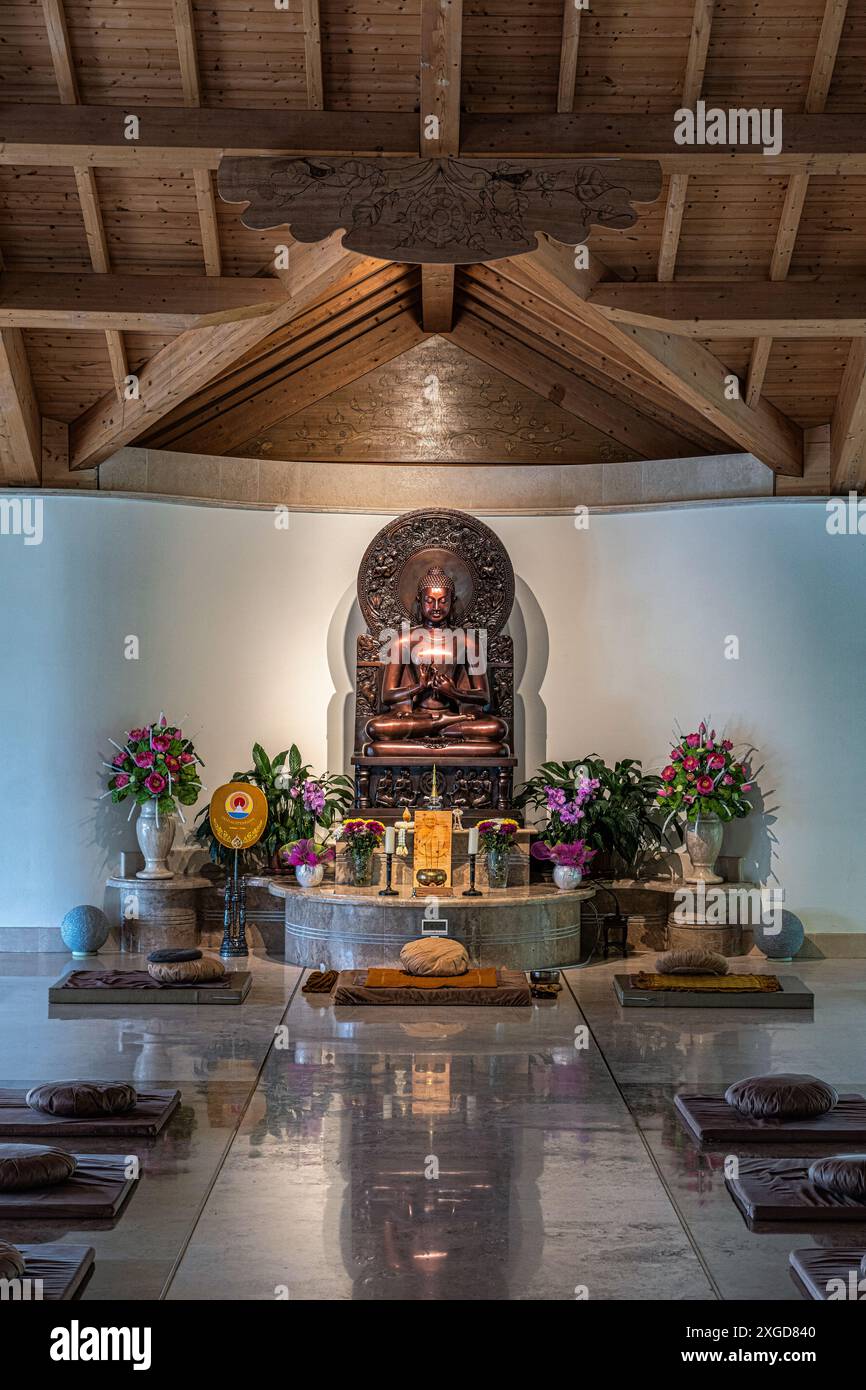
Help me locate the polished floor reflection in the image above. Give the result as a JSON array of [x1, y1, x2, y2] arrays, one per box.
[[1, 949, 862, 1299]]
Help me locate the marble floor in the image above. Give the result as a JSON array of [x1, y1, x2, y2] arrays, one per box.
[[0, 948, 863, 1300]]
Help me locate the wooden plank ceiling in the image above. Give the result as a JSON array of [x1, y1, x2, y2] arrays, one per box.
[[0, 1, 864, 488]]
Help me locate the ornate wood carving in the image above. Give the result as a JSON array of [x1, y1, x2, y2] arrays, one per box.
[[218, 156, 662, 264]]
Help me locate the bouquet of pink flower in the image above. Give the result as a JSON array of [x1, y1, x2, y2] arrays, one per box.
[[105, 716, 203, 819], [278, 838, 336, 869], [476, 818, 519, 852], [337, 818, 385, 854], [656, 722, 753, 827], [531, 839, 596, 871]]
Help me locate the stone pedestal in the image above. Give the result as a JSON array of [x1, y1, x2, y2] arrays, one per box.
[[666, 911, 742, 957], [107, 875, 210, 953]]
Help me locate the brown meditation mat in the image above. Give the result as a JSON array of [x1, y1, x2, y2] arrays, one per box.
[[726, 1158, 866, 1226], [365, 967, 498, 990], [61, 970, 231, 990], [0, 1153, 138, 1219], [0, 1088, 181, 1138], [675, 1092, 866, 1145], [334, 968, 531, 1007], [634, 972, 781, 993], [15, 1244, 96, 1300], [788, 1247, 866, 1301]]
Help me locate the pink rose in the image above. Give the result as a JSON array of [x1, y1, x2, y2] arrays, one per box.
[[682, 756, 698, 772], [145, 772, 166, 794], [112, 753, 128, 767], [164, 754, 179, 772], [683, 794, 695, 805], [723, 774, 733, 785], [661, 765, 676, 782], [696, 775, 714, 795], [173, 728, 182, 740], [134, 751, 154, 768], [721, 739, 733, 751], [180, 752, 195, 764], [741, 783, 752, 793], [686, 733, 700, 748], [671, 747, 682, 761], [152, 734, 171, 752], [114, 773, 130, 788], [128, 728, 147, 742], [657, 786, 671, 798], [707, 753, 725, 770]]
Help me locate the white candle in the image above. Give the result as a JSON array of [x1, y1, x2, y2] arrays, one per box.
[[468, 826, 479, 855], [384, 826, 396, 854]]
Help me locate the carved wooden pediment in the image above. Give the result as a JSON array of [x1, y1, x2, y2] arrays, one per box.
[[218, 156, 661, 264]]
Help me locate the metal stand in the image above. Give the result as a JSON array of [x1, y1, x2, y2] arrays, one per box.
[[462, 852, 482, 897], [379, 851, 398, 896], [220, 849, 249, 958]]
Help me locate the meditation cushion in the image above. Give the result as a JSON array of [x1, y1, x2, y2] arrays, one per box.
[[0, 1143, 77, 1191], [655, 948, 728, 976], [147, 955, 225, 984], [808, 1155, 866, 1201], [26, 1080, 137, 1118], [0, 1241, 25, 1279], [725, 1073, 838, 1120], [399, 938, 469, 977], [147, 948, 202, 964]]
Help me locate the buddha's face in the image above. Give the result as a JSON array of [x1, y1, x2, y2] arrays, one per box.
[[420, 583, 452, 627]]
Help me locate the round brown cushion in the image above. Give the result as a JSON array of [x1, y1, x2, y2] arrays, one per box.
[[656, 948, 728, 976], [147, 955, 225, 984], [26, 1080, 137, 1118], [0, 1144, 77, 1191], [808, 1155, 866, 1201], [0, 1241, 25, 1279], [399, 938, 469, 977], [725, 1073, 838, 1120]]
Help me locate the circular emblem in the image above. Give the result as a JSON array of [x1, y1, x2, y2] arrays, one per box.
[[210, 781, 268, 851]]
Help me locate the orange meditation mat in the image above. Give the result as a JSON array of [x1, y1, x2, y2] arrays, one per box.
[[633, 972, 782, 993], [364, 968, 498, 990]]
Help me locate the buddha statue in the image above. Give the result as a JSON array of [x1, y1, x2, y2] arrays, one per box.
[[364, 565, 509, 757]]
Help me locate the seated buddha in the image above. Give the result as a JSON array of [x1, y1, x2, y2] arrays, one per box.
[[364, 566, 509, 757]]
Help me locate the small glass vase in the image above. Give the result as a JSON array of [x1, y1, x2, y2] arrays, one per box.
[[346, 847, 374, 887], [486, 844, 510, 889]]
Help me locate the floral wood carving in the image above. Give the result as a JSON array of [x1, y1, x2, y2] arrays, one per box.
[[218, 156, 662, 263]]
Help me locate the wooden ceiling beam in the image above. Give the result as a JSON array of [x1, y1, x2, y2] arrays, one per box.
[[657, 0, 715, 282], [419, 0, 462, 330], [0, 326, 41, 485], [69, 237, 369, 469], [831, 338, 866, 488], [0, 272, 289, 330], [557, 1, 582, 113], [41, 0, 128, 400], [745, 1, 848, 406], [587, 278, 866, 337], [515, 239, 803, 476], [172, 0, 222, 277], [303, 0, 325, 109], [4, 106, 866, 173]]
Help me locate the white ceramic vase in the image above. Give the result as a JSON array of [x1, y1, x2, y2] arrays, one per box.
[[296, 862, 324, 889], [684, 813, 724, 884], [135, 799, 176, 879], [553, 864, 582, 892]]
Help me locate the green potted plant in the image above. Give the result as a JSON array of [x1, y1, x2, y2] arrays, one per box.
[[193, 743, 354, 872], [516, 755, 666, 879]]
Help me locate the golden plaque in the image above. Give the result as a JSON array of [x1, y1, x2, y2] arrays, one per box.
[[209, 781, 268, 851], [413, 809, 453, 889]]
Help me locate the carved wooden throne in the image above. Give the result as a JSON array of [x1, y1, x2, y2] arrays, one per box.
[[351, 509, 517, 822]]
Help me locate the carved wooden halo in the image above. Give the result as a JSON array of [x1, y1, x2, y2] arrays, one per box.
[[357, 509, 515, 638]]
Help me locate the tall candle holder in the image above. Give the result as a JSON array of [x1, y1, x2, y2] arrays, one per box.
[[379, 850, 398, 897], [463, 850, 482, 897]]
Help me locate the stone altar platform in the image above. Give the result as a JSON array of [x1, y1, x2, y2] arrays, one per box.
[[270, 881, 596, 972]]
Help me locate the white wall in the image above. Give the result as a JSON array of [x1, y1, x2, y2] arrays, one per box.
[[1, 493, 864, 945]]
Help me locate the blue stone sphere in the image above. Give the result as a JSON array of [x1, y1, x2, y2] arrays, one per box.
[[755, 908, 805, 961], [60, 904, 110, 958]]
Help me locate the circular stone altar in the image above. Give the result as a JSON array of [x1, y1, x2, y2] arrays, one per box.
[[107, 875, 211, 953], [270, 882, 595, 972]]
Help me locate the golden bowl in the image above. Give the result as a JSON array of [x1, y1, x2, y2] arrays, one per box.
[[416, 869, 447, 888]]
